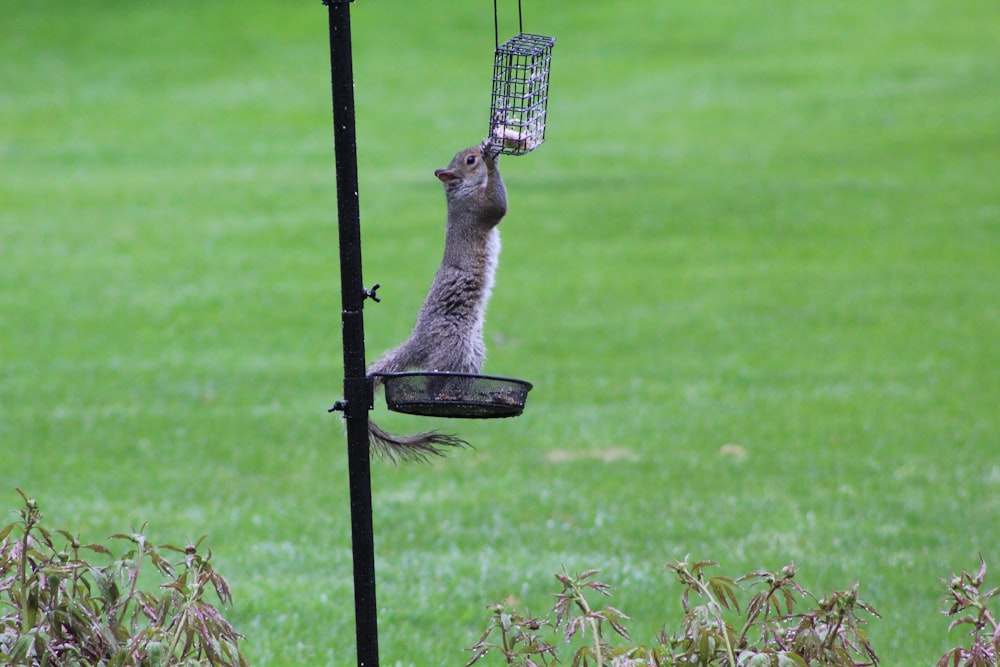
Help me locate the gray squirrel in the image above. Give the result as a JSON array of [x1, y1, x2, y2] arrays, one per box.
[[366, 140, 507, 462]]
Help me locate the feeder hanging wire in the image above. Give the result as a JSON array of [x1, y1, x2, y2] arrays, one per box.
[[494, 0, 524, 49]]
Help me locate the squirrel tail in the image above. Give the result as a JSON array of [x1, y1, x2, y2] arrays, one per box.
[[367, 419, 469, 464]]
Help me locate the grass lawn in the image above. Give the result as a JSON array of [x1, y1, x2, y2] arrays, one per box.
[[2, 0, 999, 664]]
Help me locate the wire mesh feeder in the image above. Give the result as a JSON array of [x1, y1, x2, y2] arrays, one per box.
[[375, 372, 532, 419], [489, 32, 555, 156]]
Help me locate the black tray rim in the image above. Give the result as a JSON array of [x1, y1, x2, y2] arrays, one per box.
[[386, 401, 525, 419], [370, 371, 533, 391]]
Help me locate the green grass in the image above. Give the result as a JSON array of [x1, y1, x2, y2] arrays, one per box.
[[2, 0, 999, 664]]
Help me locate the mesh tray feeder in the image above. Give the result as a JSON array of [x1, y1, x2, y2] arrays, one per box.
[[375, 372, 532, 419]]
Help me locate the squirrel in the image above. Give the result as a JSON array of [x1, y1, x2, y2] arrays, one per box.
[[365, 140, 508, 463]]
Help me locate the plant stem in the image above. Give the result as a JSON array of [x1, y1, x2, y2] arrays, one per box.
[[501, 617, 513, 666], [572, 587, 605, 666], [689, 575, 737, 666], [983, 607, 999, 633], [821, 613, 844, 653], [589, 615, 604, 666], [17, 498, 37, 632]]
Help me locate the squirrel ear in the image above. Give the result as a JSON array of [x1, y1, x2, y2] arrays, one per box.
[[435, 168, 460, 184]]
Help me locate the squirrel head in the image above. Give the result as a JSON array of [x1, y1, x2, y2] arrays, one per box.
[[434, 140, 507, 227], [434, 140, 500, 195]]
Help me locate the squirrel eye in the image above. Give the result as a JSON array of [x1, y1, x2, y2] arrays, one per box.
[[466, 154, 477, 166]]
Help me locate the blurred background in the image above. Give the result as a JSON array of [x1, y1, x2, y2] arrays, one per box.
[[2, 1, 998, 664]]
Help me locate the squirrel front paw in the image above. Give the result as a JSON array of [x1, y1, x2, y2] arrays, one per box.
[[482, 138, 502, 161]]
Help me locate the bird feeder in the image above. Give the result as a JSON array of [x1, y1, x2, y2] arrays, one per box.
[[375, 372, 532, 418], [488, 1, 555, 155]]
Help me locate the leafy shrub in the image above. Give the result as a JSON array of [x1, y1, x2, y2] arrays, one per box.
[[938, 556, 1000, 667], [467, 558, 881, 667], [5, 489, 996, 667], [0, 489, 248, 667], [469, 556, 1000, 667]]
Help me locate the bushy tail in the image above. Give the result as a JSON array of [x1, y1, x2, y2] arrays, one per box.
[[367, 419, 469, 464]]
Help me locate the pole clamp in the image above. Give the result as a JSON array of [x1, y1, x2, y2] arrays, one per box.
[[363, 284, 381, 303], [329, 376, 374, 418]]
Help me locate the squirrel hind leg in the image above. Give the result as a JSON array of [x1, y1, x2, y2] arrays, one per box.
[[368, 419, 470, 464]]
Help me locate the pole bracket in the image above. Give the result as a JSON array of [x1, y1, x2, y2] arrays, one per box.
[[329, 376, 374, 418], [363, 284, 381, 303]]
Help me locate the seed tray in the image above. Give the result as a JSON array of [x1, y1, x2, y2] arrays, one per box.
[[374, 372, 532, 419]]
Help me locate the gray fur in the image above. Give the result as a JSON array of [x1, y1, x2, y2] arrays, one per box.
[[367, 141, 507, 462]]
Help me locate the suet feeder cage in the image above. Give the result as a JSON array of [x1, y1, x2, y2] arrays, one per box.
[[488, 2, 555, 155]]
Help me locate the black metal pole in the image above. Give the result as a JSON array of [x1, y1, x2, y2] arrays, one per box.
[[323, 2, 380, 666]]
